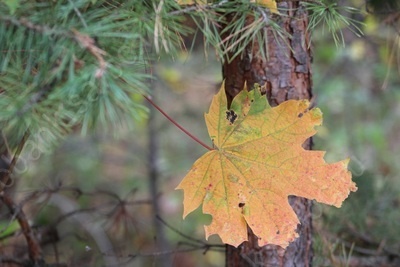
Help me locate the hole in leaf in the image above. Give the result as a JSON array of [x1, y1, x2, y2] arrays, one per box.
[[226, 110, 238, 124]]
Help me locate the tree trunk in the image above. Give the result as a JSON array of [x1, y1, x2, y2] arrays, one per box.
[[147, 87, 170, 267], [223, 2, 313, 266]]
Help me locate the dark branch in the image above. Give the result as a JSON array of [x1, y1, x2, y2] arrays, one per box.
[[0, 193, 43, 263]]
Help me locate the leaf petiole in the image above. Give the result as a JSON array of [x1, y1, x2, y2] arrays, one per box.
[[143, 95, 214, 151]]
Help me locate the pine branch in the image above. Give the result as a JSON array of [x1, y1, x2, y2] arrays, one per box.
[[71, 29, 107, 77], [0, 0, 195, 143], [1, 16, 107, 75], [304, 1, 364, 47], [169, 0, 229, 15]]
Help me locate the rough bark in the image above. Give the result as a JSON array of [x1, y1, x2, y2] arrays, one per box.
[[223, 2, 313, 266]]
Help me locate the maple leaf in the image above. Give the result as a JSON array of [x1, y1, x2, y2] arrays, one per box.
[[176, 83, 357, 248]]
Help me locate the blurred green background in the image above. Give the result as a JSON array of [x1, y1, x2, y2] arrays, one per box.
[[9, 2, 400, 267]]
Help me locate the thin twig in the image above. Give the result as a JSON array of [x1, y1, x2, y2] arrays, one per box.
[[120, 242, 224, 260], [0, 193, 43, 263], [0, 187, 153, 243], [71, 29, 107, 78], [157, 215, 204, 245], [0, 257, 26, 266], [156, 215, 225, 248], [143, 95, 213, 151]]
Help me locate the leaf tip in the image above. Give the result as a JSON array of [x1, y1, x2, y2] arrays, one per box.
[[342, 157, 351, 167]]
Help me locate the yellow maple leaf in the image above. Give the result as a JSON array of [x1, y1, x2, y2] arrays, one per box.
[[176, 83, 357, 248]]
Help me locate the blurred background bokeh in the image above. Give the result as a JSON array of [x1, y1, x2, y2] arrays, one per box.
[[3, 0, 400, 266]]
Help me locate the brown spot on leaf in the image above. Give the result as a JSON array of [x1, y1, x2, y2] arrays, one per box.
[[238, 203, 245, 208]]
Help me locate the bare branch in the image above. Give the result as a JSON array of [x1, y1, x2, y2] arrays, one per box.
[[156, 215, 225, 249], [0, 193, 43, 263]]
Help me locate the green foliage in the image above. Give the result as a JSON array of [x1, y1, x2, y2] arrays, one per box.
[[1, 0, 20, 14], [174, 0, 365, 62], [304, 1, 363, 47], [181, 0, 287, 62], [0, 0, 364, 150], [0, 0, 189, 149]]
